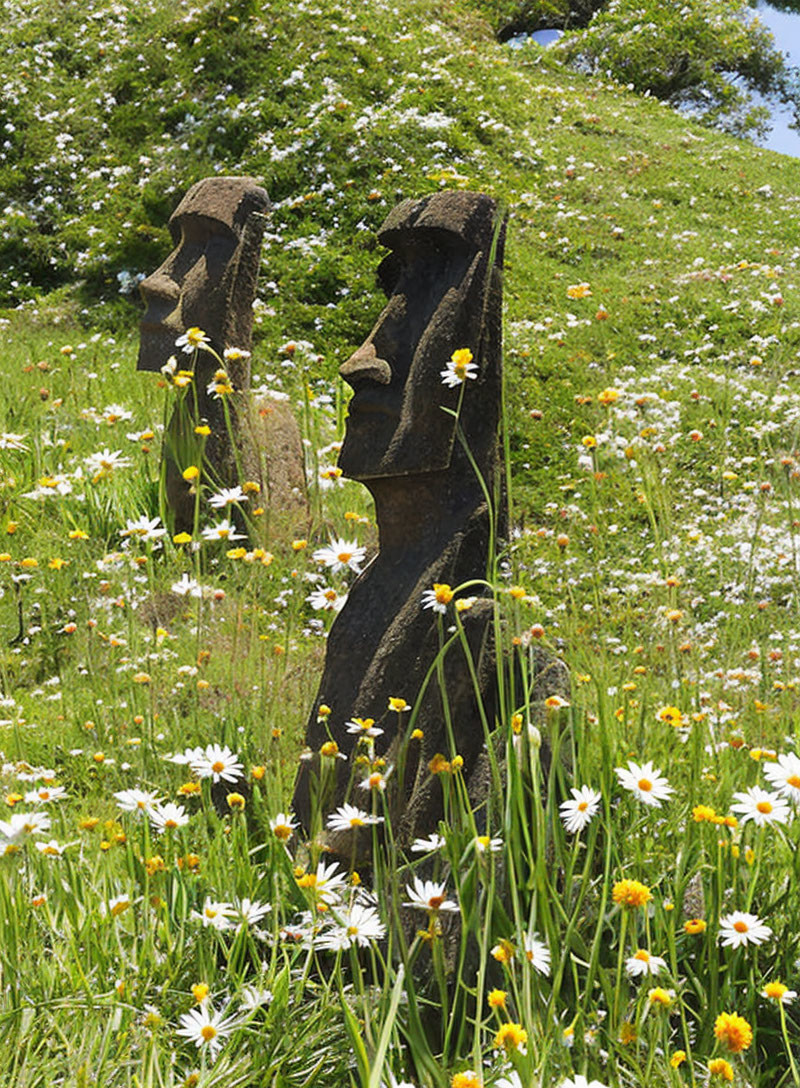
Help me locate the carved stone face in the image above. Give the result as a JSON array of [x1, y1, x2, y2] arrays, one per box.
[[137, 177, 270, 375], [337, 191, 503, 482]]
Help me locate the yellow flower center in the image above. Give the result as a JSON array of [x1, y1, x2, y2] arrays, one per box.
[[733, 920, 748, 933], [787, 775, 800, 789], [634, 949, 650, 962], [638, 778, 653, 792], [578, 801, 589, 811], [429, 895, 444, 911], [211, 761, 225, 774], [337, 551, 352, 563], [200, 1025, 217, 1042], [756, 801, 773, 814]]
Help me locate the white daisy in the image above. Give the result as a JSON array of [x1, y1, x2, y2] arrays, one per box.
[[730, 786, 790, 827], [326, 803, 383, 832], [615, 760, 673, 807], [114, 788, 163, 815], [175, 327, 210, 354], [306, 586, 347, 612], [192, 897, 236, 932], [318, 903, 386, 949], [269, 812, 298, 843], [85, 448, 131, 480], [718, 910, 773, 948], [34, 839, 68, 857], [345, 717, 384, 738], [299, 860, 349, 905], [24, 785, 68, 804], [235, 898, 271, 930], [559, 785, 602, 833], [410, 833, 446, 853], [523, 931, 551, 976], [207, 486, 247, 509], [625, 948, 666, 978], [763, 751, 800, 801], [190, 744, 244, 784], [202, 519, 246, 543], [176, 1002, 238, 1058], [440, 348, 478, 388], [239, 985, 273, 1011], [312, 537, 366, 574], [404, 876, 458, 914], [149, 802, 190, 833], [474, 834, 503, 853], [121, 515, 166, 542], [170, 574, 204, 597]]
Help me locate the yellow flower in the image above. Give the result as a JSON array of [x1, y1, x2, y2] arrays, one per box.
[[449, 348, 474, 381], [226, 792, 246, 810], [491, 939, 515, 965], [432, 582, 454, 606], [173, 532, 193, 544], [68, 528, 89, 540], [493, 1022, 527, 1051], [692, 804, 717, 823], [451, 1074, 481, 1088], [619, 1021, 637, 1045], [714, 1012, 752, 1053], [657, 705, 684, 728], [648, 987, 672, 1007], [194, 424, 211, 437], [708, 1058, 734, 1082], [292, 539, 308, 551], [597, 387, 619, 406], [388, 697, 409, 712], [684, 918, 707, 935], [763, 981, 790, 1002], [612, 879, 652, 909], [48, 557, 68, 570], [320, 741, 339, 758], [182, 465, 200, 481], [581, 435, 598, 448], [566, 282, 592, 299], [670, 1050, 687, 1068], [487, 989, 507, 1009], [192, 982, 210, 1004]]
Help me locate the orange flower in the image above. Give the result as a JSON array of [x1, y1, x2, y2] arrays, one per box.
[[714, 1011, 753, 1053], [612, 879, 652, 909]]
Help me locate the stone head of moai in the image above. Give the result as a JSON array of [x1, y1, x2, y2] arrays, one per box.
[[293, 190, 508, 856], [138, 176, 270, 383], [338, 189, 504, 502], [136, 177, 271, 533]]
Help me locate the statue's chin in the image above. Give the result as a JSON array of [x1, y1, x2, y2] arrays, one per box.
[[137, 324, 182, 373]]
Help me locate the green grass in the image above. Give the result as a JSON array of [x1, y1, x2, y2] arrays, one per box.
[[2, 0, 800, 1085]]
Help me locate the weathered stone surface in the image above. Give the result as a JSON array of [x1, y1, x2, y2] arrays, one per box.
[[138, 176, 307, 535], [293, 190, 532, 854]]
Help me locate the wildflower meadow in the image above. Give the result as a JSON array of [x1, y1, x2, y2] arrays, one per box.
[[2, 1, 800, 1087]]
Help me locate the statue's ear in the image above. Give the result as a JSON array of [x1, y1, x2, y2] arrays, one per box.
[[221, 210, 270, 363]]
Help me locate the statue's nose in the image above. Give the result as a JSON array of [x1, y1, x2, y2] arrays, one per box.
[[339, 342, 392, 387]]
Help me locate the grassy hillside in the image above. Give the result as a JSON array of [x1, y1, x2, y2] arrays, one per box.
[[2, 1, 800, 1085]]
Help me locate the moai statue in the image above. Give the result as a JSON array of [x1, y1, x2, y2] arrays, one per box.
[[138, 176, 306, 535], [293, 190, 526, 855]]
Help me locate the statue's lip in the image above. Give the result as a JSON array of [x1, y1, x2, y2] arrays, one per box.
[[139, 319, 176, 335]]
